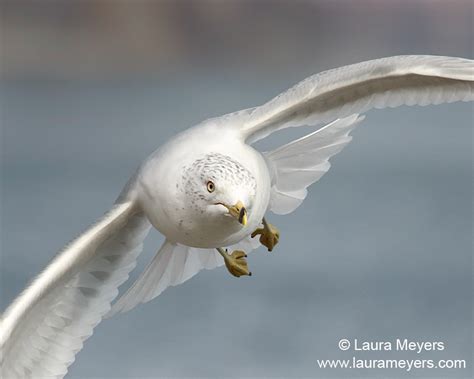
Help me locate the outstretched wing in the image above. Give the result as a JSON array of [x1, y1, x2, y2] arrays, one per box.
[[237, 55, 473, 143], [1, 194, 151, 378]]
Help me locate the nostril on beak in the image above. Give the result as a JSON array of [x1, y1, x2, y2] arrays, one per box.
[[238, 207, 247, 225], [238, 207, 246, 224]]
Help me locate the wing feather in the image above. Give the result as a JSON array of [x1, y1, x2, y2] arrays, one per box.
[[265, 115, 364, 215], [1, 199, 151, 378], [240, 55, 473, 143], [108, 236, 260, 317]]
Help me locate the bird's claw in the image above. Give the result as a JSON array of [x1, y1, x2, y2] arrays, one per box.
[[222, 249, 252, 277], [251, 223, 280, 252]]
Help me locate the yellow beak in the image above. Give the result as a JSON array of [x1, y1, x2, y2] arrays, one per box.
[[224, 200, 247, 226]]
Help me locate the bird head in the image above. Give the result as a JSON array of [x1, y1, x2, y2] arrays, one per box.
[[182, 153, 257, 227]]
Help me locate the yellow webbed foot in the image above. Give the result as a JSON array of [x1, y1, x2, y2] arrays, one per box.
[[251, 219, 280, 252], [218, 249, 252, 277]]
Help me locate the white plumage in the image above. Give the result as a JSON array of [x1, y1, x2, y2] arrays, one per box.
[[242, 55, 473, 143], [1, 55, 473, 378], [265, 114, 365, 215], [1, 202, 151, 378]]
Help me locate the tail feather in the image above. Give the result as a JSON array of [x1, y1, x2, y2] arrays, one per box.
[[107, 236, 260, 317]]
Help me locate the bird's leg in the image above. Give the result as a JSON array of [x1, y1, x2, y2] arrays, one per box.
[[251, 217, 280, 252], [216, 247, 252, 277]]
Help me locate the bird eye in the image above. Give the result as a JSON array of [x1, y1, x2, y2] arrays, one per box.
[[206, 181, 215, 193]]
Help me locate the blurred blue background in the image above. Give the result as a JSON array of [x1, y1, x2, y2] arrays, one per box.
[[1, 1, 472, 378]]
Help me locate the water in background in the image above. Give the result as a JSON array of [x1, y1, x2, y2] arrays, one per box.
[[1, 1, 472, 377]]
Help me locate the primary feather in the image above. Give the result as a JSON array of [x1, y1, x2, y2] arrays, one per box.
[[240, 55, 473, 143], [1, 200, 151, 378]]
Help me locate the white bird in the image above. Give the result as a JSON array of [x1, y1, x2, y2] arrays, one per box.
[[1, 55, 473, 378]]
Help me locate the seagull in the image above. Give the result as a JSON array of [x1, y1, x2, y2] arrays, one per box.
[[1, 55, 473, 378]]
